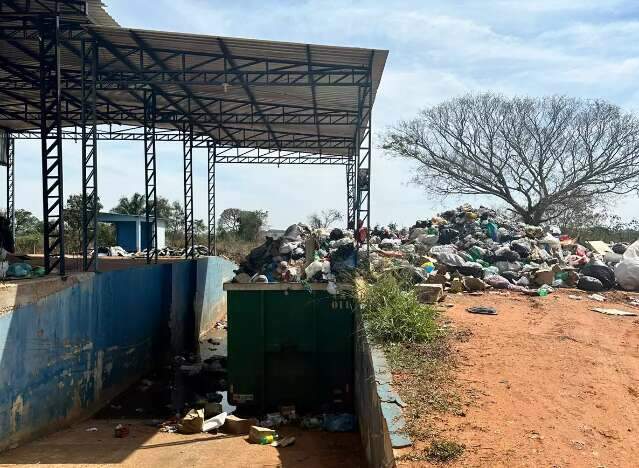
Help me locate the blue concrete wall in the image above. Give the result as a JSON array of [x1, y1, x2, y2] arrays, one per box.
[[194, 257, 237, 338], [0, 256, 235, 451]]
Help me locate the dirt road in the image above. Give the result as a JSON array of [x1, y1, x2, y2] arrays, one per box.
[[401, 290, 639, 467]]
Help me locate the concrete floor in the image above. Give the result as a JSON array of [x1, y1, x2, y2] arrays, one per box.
[[0, 418, 365, 467]]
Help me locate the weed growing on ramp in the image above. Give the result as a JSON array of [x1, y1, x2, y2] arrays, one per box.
[[426, 439, 465, 462], [358, 272, 438, 344]]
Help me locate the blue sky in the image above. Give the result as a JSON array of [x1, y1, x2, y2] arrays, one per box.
[[12, 0, 639, 228]]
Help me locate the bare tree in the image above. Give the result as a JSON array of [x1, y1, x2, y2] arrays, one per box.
[[383, 93, 639, 224], [308, 209, 343, 229]]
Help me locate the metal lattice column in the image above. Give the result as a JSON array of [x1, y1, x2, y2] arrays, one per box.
[[207, 143, 216, 256], [143, 91, 158, 264], [39, 16, 65, 275], [346, 157, 355, 230], [183, 124, 194, 258], [81, 39, 99, 271], [6, 135, 15, 241], [355, 69, 373, 251]]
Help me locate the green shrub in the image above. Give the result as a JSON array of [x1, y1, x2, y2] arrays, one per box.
[[358, 272, 438, 344]]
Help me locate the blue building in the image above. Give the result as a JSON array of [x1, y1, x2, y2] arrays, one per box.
[[97, 212, 167, 252]]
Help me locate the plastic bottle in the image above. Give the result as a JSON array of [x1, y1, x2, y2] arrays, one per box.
[[259, 434, 278, 445], [538, 288, 548, 297]]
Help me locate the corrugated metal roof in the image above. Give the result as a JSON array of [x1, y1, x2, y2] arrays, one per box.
[[0, 7, 387, 155]]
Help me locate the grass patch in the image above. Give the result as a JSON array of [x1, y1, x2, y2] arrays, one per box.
[[426, 439, 465, 463], [358, 272, 438, 344]]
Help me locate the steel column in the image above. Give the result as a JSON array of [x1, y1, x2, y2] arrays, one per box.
[[39, 15, 65, 275], [355, 70, 373, 253], [81, 39, 99, 271], [143, 91, 158, 264], [207, 142, 216, 256], [346, 157, 355, 230], [183, 123, 194, 258], [6, 135, 15, 240]]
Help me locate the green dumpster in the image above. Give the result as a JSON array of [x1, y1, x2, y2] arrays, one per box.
[[224, 283, 355, 413]]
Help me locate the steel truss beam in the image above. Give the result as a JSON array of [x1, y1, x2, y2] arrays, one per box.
[[81, 38, 98, 272], [6, 134, 15, 240], [39, 15, 65, 274], [13, 126, 352, 149], [183, 123, 194, 259], [346, 158, 355, 229], [207, 143, 216, 255], [143, 91, 158, 264], [0, 0, 87, 16]]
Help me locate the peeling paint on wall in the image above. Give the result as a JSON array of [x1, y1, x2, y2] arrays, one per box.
[[0, 257, 235, 452]]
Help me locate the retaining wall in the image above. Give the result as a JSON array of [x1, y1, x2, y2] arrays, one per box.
[[355, 311, 412, 468], [0, 256, 235, 451]]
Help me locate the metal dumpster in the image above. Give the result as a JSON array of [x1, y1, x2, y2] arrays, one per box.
[[224, 283, 355, 413]]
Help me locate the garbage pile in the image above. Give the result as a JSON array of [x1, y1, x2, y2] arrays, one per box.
[[232, 223, 358, 289], [368, 204, 639, 296]]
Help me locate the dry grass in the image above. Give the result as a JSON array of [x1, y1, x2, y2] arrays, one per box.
[[388, 320, 471, 463]]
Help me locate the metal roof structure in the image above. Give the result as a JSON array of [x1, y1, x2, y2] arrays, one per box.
[[0, 0, 387, 274]]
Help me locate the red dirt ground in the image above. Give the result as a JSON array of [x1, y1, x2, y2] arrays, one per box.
[[400, 289, 639, 468]]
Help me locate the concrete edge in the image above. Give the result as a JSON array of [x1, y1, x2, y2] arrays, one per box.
[[355, 312, 412, 468], [370, 345, 412, 449]]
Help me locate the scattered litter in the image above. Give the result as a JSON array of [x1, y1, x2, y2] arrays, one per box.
[[114, 424, 129, 438], [202, 412, 227, 432], [178, 409, 205, 434], [568, 295, 582, 300], [588, 294, 606, 302], [272, 435, 296, 448], [466, 306, 498, 315], [85, 427, 98, 432], [249, 426, 277, 444], [591, 308, 638, 317], [222, 415, 258, 435], [322, 413, 357, 432]]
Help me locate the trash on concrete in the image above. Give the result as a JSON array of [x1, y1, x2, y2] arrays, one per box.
[[249, 426, 277, 444], [85, 427, 98, 432], [222, 415, 258, 435], [272, 435, 296, 448], [114, 424, 129, 438], [591, 308, 638, 317], [178, 409, 205, 434], [202, 412, 227, 432], [323, 413, 357, 432], [466, 306, 498, 315]]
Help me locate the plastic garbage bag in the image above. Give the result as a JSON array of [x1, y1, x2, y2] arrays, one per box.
[[305, 260, 323, 279], [436, 252, 465, 267], [616, 240, 639, 291], [484, 275, 511, 289], [581, 260, 615, 290], [323, 413, 357, 432], [7, 262, 32, 278], [577, 275, 604, 292]]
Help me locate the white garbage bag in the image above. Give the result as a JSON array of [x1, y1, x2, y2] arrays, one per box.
[[616, 239, 639, 291]]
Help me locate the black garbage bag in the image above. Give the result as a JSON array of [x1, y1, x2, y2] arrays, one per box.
[[240, 237, 276, 275], [495, 247, 521, 263], [501, 271, 520, 283], [456, 262, 484, 278], [612, 243, 627, 255], [438, 228, 460, 244], [511, 241, 531, 258], [330, 228, 345, 241], [580, 262, 615, 289], [577, 275, 604, 292]]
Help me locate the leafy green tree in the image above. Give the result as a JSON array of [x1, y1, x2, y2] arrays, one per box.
[[15, 209, 42, 235], [112, 192, 172, 218]]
